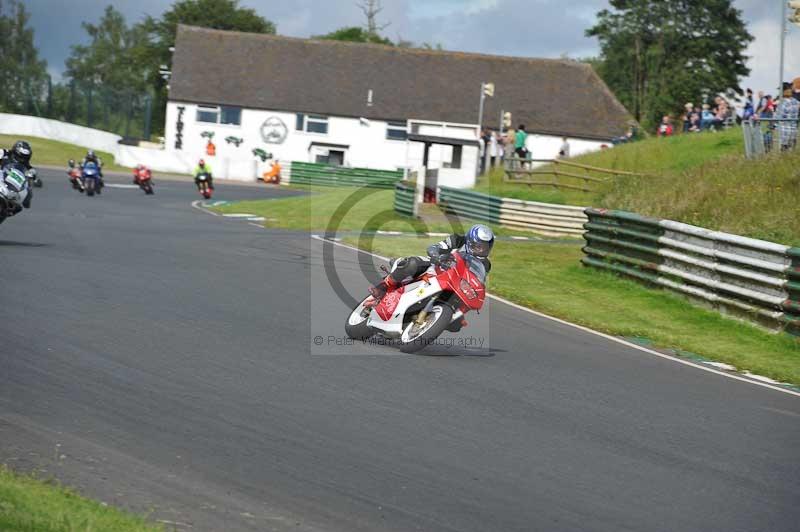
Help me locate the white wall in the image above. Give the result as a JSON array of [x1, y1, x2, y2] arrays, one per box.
[[524, 133, 608, 161], [0, 113, 121, 155]]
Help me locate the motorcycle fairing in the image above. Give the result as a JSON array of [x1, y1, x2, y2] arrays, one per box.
[[368, 276, 444, 335]]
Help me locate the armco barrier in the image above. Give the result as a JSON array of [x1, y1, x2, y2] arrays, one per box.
[[437, 186, 586, 236], [288, 161, 402, 188], [581, 208, 800, 335], [394, 182, 417, 217]]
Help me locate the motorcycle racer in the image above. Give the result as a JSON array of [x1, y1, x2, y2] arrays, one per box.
[[0, 140, 34, 211], [193, 159, 215, 190], [368, 224, 495, 301]]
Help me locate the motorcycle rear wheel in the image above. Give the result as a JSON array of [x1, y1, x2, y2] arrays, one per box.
[[399, 304, 453, 354]]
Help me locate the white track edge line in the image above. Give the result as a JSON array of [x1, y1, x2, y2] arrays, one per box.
[[191, 200, 220, 216], [311, 234, 799, 398]]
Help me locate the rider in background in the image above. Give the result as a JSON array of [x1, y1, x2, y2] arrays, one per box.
[[82, 150, 105, 188], [369, 224, 495, 301], [193, 159, 215, 190], [133, 164, 151, 185], [0, 140, 34, 211]]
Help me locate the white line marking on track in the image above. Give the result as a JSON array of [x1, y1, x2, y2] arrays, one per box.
[[247, 217, 266, 222], [105, 184, 139, 189], [311, 234, 800, 398], [223, 213, 257, 218], [190, 200, 219, 216], [248, 222, 263, 228]]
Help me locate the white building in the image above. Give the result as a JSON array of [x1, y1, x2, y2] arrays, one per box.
[[164, 26, 631, 187]]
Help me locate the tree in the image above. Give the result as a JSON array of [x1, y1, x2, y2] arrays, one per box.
[[65, 6, 149, 93], [0, 0, 48, 114], [586, 0, 753, 129], [357, 0, 389, 42], [314, 26, 393, 45]]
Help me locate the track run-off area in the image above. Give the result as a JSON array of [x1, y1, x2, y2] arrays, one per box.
[[2, 168, 798, 532]]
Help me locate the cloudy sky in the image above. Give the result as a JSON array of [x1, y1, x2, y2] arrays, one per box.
[[27, 0, 800, 96]]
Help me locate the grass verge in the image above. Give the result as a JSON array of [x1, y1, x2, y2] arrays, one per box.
[[0, 134, 130, 173], [345, 236, 800, 385], [0, 464, 161, 531], [213, 185, 544, 237]]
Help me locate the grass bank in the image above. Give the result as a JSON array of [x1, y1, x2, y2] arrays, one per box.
[[475, 128, 800, 245], [0, 134, 130, 173], [345, 236, 800, 385], [0, 465, 161, 531]]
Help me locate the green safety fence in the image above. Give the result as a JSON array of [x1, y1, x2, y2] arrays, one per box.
[[438, 187, 502, 224], [394, 182, 417, 217], [582, 208, 800, 336], [289, 161, 403, 188]]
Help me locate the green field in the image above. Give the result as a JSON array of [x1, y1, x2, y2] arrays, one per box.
[[346, 236, 800, 385], [0, 465, 161, 531], [0, 134, 131, 173], [475, 128, 800, 246]]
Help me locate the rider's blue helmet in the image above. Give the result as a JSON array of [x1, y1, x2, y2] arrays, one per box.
[[465, 224, 495, 258]]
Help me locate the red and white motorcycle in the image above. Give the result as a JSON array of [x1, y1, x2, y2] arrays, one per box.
[[345, 251, 487, 353]]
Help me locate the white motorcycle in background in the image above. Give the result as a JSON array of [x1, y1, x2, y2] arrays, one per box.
[[0, 164, 30, 225]]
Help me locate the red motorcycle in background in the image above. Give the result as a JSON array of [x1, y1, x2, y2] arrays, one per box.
[[67, 160, 85, 193], [133, 164, 155, 195]]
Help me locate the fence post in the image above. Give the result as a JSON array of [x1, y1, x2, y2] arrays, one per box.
[[143, 93, 152, 141]]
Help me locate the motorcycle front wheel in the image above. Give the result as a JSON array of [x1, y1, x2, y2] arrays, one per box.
[[399, 304, 453, 353], [345, 297, 376, 340]]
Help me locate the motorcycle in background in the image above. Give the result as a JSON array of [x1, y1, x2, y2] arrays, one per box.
[[196, 172, 212, 199], [133, 165, 155, 195], [345, 251, 488, 353], [82, 161, 101, 197], [67, 161, 85, 193]]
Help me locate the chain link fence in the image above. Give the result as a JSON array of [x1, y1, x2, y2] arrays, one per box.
[[5, 77, 157, 142], [742, 118, 799, 159]]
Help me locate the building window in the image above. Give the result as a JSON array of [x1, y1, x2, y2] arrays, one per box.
[[197, 106, 219, 123], [296, 113, 329, 134], [386, 121, 407, 140], [196, 105, 241, 126]]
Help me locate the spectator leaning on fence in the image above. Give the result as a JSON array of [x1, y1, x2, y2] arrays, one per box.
[[515, 125, 528, 159], [742, 88, 755, 120], [777, 83, 799, 151]]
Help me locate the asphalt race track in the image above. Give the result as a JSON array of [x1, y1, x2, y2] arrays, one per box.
[[1, 169, 798, 531]]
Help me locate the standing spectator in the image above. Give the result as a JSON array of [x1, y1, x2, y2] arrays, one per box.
[[742, 88, 754, 120], [514, 124, 528, 159], [756, 90, 768, 115], [682, 103, 693, 132], [690, 106, 701, 131], [793, 76, 800, 102], [503, 127, 515, 165], [777, 83, 799, 151], [489, 131, 501, 167], [558, 137, 570, 158], [760, 95, 775, 118], [657, 115, 674, 137]]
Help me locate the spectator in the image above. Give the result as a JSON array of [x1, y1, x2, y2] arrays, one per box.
[[701, 104, 716, 130], [514, 124, 528, 159], [689, 106, 702, 131], [756, 90, 768, 115], [503, 127, 515, 164], [777, 83, 799, 151], [793, 76, 800, 102], [760, 95, 775, 119], [558, 137, 570, 158], [742, 88, 755, 120], [657, 115, 674, 137], [682, 103, 693, 132]]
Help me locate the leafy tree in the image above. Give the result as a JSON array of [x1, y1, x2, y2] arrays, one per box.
[[0, 0, 47, 114], [314, 26, 393, 45], [65, 6, 149, 93], [586, 0, 753, 128]]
